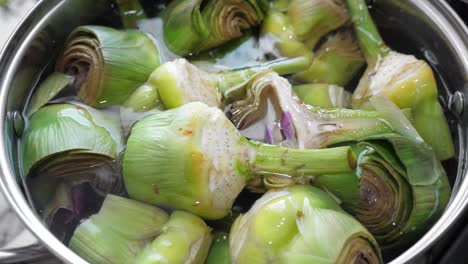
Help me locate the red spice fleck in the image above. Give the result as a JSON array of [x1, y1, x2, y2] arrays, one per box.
[[152, 185, 160, 194]]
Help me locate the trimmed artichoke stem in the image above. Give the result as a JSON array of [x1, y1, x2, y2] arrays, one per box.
[[251, 142, 356, 177], [346, 0, 387, 64], [115, 0, 146, 28]]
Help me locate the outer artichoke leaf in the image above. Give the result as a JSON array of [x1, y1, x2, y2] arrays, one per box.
[[360, 133, 442, 186], [26, 72, 74, 117]]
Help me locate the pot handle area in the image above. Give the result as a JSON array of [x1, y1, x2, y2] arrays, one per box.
[[0, 243, 54, 263]]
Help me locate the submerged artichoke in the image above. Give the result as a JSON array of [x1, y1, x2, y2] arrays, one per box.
[[315, 95, 451, 249], [21, 103, 124, 236], [230, 185, 382, 263], [347, 0, 454, 160], [288, 0, 350, 48], [162, 0, 268, 55], [292, 29, 365, 86], [56, 26, 161, 108], [148, 57, 310, 109], [229, 71, 393, 148], [21, 103, 123, 179], [123, 102, 356, 219], [70, 195, 212, 264], [261, 0, 350, 60]]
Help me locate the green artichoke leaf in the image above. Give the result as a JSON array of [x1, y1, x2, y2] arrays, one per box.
[[26, 72, 74, 117]]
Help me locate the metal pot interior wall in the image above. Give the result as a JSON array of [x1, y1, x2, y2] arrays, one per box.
[[0, 0, 466, 263]]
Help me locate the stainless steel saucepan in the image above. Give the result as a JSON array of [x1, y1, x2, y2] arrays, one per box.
[[0, 0, 467, 263]]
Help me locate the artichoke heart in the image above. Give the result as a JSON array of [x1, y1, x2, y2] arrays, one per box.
[[162, 0, 269, 55], [347, 0, 454, 160], [57, 26, 161, 108], [228, 71, 393, 148], [123, 102, 356, 219], [229, 185, 382, 264]]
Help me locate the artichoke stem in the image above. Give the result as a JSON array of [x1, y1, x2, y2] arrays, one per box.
[[413, 98, 455, 160], [346, 0, 387, 64], [116, 0, 146, 28], [251, 143, 356, 177]]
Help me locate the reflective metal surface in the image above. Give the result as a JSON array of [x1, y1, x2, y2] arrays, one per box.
[[0, 0, 466, 263]]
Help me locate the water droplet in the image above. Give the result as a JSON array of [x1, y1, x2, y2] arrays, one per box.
[[268, 241, 273, 245], [99, 100, 108, 104], [193, 201, 201, 206], [282, 26, 287, 31]]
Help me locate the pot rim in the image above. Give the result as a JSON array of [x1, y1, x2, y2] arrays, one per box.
[[0, 1, 467, 264]]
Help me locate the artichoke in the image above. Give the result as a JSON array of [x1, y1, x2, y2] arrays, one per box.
[[260, 0, 350, 60], [347, 0, 454, 160], [56, 26, 161, 108], [288, 0, 350, 48], [315, 95, 451, 249], [292, 29, 365, 86], [229, 71, 394, 148], [70, 195, 212, 264], [148, 57, 310, 109], [68, 195, 169, 263], [260, 11, 313, 59], [230, 185, 382, 263], [21, 103, 124, 234], [21, 103, 123, 179], [123, 102, 356, 219], [162, 0, 268, 55]]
